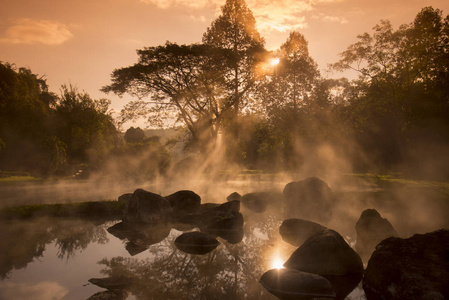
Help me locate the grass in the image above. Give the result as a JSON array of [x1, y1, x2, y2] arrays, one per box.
[[0, 201, 125, 221]]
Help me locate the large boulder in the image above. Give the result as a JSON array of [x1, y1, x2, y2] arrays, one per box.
[[355, 209, 398, 260], [279, 218, 327, 247], [122, 189, 172, 224], [284, 229, 363, 276], [283, 177, 334, 223], [284, 229, 364, 300], [260, 268, 336, 300], [363, 229, 449, 300], [165, 190, 201, 218]]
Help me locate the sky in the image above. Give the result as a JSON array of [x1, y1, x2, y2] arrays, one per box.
[[1, 0, 449, 128]]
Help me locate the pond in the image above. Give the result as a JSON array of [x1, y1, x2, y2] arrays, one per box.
[[0, 176, 448, 300]]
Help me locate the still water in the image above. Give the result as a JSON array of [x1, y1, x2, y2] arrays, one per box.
[[0, 177, 448, 299]]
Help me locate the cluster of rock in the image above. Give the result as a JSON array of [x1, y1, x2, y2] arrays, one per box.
[[261, 176, 448, 300], [92, 176, 448, 300], [110, 189, 244, 256]]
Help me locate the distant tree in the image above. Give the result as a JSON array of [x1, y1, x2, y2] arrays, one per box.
[[332, 6, 449, 169], [0, 62, 60, 176], [54, 84, 118, 170], [124, 127, 145, 143]]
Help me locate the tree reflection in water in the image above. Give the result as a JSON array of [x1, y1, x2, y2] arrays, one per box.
[[0, 217, 109, 278], [97, 213, 293, 299]]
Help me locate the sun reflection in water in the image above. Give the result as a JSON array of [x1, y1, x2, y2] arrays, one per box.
[[270, 256, 285, 269]]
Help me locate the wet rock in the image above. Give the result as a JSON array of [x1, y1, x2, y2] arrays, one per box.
[[87, 290, 127, 300], [283, 177, 334, 222], [284, 229, 363, 300], [279, 218, 327, 247], [241, 191, 281, 213], [88, 276, 133, 290], [260, 268, 336, 300], [284, 229, 363, 276], [227, 192, 242, 202], [174, 231, 220, 255], [122, 189, 172, 224], [355, 209, 398, 260], [165, 190, 201, 217], [363, 229, 449, 300], [202, 211, 244, 244]]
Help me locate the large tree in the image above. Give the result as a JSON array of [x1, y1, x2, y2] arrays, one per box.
[[203, 0, 266, 119]]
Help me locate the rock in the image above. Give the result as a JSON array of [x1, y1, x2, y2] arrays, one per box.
[[260, 268, 336, 300], [117, 193, 132, 205], [165, 190, 201, 217], [88, 276, 133, 290], [87, 290, 127, 300], [363, 229, 449, 300], [355, 209, 398, 260], [284, 229, 363, 276], [122, 189, 172, 224], [241, 191, 281, 213], [125, 241, 148, 256], [283, 177, 334, 222], [174, 231, 220, 255], [201, 211, 244, 244], [284, 229, 364, 300], [226, 192, 242, 202], [279, 218, 327, 247]]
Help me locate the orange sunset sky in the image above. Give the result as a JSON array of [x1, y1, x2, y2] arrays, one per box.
[[1, 0, 449, 125]]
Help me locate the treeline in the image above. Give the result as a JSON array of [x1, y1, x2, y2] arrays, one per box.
[[2, 2, 449, 180], [103, 1, 449, 179], [0, 63, 119, 178]]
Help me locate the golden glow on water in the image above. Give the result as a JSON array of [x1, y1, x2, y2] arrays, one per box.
[[271, 256, 285, 269]]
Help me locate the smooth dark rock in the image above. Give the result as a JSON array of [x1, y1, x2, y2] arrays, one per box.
[[174, 231, 220, 255], [165, 190, 201, 217], [122, 189, 172, 224], [355, 209, 398, 260], [125, 241, 148, 256], [363, 229, 449, 300], [241, 191, 280, 213], [88, 276, 133, 290], [284, 229, 364, 276], [227, 192, 242, 202], [260, 268, 336, 300], [280, 218, 327, 247], [283, 177, 334, 222], [324, 273, 363, 300]]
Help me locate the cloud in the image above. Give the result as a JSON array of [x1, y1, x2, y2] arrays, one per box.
[[312, 13, 349, 24], [0, 19, 73, 45], [0, 281, 68, 300], [138, 0, 346, 33]]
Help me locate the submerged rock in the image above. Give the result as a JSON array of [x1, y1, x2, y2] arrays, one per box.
[[174, 232, 220, 255], [363, 229, 449, 300], [284, 229, 363, 276], [355, 209, 398, 260], [279, 218, 327, 247], [283, 177, 334, 223], [260, 268, 336, 300], [165, 190, 201, 217], [117, 193, 132, 205], [122, 189, 172, 224]]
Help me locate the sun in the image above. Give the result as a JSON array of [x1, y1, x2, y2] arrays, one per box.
[[270, 58, 280, 66]]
